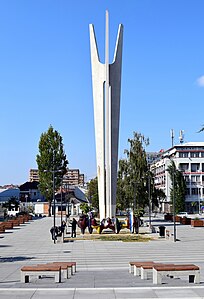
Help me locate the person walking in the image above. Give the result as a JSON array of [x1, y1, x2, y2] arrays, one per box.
[[70, 218, 77, 238]]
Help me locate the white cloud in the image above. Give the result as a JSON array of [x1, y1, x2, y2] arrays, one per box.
[[196, 75, 204, 87]]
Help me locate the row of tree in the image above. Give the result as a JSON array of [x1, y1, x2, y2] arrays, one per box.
[[36, 126, 186, 217], [87, 132, 186, 216]]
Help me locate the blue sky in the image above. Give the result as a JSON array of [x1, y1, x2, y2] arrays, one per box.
[[0, 0, 204, 185]]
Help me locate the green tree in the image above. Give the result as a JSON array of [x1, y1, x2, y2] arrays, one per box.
[[36, 125, 68, 216], [151, 188, 165, 212], [117, 132, 150, 214], [167, 160, 186, 213], [117, 158, 131, 211], [86, 177, 99, 211], [80, 203, 91, 214]]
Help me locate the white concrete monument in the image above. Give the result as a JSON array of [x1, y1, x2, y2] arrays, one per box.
[[89, 11, 123, 220]]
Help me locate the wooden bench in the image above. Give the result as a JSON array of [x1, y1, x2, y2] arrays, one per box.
[[141, 263, 175, 280], [37, 261, 76, 279], [52, 261, 76, 274], [21, 265, 61, 283], [39, 263, 73, 279], [48, 262, 76, 278], [153, 264, 200, 284], [129, 261, 153, 275]]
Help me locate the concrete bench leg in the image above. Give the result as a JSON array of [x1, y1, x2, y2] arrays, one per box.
[[141, 268, 148, 280], [153, 269, 162, 284], [21, 272, 29, 283], [55, 271, 61, 283], [194, 272, 200, 284], [73, 264, 76, 273], [62, 267, 71, 279], [68, 267, 72, 277], [133, 265, 140, 276]]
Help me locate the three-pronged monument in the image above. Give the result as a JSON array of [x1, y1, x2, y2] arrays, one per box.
[[89, 11, 123, 220]]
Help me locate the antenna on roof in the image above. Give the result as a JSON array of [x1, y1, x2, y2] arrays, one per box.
[[170, 129, 174, 147], [179, 130, 184, 144]]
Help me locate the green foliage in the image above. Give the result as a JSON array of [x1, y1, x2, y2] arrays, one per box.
[[117, 132, 150, 212], [86, 177, 99, 210], [167, 160, 186, 214], [134, 207, 145, 217], [80, 203, 92, 214], [152, 188, 165, 209], [36, 125, 68, 216]]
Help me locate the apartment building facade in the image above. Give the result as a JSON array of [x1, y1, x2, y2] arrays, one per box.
[[29, 168, 85, 186], [150, 142, 204, 213]]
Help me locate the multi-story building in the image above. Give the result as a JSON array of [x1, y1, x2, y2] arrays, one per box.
[[29, 168, 85, 186], [29, 169, 39, 182], [63, 169, 84, 186], [150, 142, 204, 213]]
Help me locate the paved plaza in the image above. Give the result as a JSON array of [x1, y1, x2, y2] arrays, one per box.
[[0, 215, 204, 298]]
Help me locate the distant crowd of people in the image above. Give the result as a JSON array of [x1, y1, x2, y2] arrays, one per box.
[[50, 211, 144, 241]]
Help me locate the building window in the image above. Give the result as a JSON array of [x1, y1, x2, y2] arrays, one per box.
[[192, 188, 199, 195], [179, 163, 189, 172], [179, 152, 189, 158], [191, 163, 200, 172], [191, 175, 200, 182], [184, 176, 190, 183], [190, 152, 200, 158]]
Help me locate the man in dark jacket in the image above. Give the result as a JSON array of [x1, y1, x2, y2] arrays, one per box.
[[70, 218, 77, 238]]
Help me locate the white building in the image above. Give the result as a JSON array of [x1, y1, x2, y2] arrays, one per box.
[[151, 142, 204, 213]]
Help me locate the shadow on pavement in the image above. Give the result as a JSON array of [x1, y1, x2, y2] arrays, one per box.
[[0, 256, 34, 262]]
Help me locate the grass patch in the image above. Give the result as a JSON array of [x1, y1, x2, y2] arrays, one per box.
[[65, 233, 151, 242]]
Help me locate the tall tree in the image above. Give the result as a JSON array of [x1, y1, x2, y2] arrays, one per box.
[[117, 132, 150, 214], [86, 177, 99, 211], [167, 160, 186, 213], [36, 125, 68, 216], [117, 158, 131, 211]]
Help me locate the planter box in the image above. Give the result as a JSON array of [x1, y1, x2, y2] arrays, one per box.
[[164, 214, 173, 221], [191, 219, 204, 227], [175, 216, 181, 222], [8, 219, 20, 226], [0, 223, 5, 233], [18, 217, 25, 224], [3, 221, 14, 229], [181, 217, 191, 225]]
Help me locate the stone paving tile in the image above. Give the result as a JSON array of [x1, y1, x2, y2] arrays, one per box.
[[1, 215, 204, 298]]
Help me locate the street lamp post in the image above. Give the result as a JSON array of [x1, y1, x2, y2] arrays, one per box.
[[198, 183, 204, 215], [44, 164, 63, 244], [166, 154, 176, 242], [52, 170, 56, 242], [60, 180, 63, 226], [172, 169, 176, 242], [148, 174, 151, 232]]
